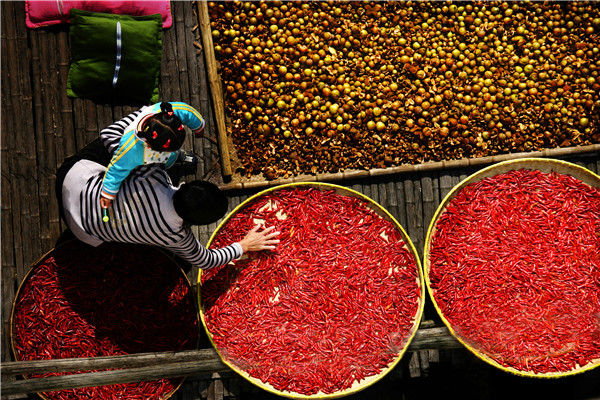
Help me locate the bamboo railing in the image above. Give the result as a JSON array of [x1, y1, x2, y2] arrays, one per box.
[[1, 327, 459, 396]]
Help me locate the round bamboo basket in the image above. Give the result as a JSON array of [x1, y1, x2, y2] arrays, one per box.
[[199, 182, 425, 398], [424, 158, 600, 378], [10, 239, 199, 400]]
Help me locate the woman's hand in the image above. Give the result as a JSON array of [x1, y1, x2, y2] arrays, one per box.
[[100, 197, 112, 209], [238, 225, 280, 253]]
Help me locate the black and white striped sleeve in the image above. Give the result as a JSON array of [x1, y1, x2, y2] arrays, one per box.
[[168, 228, 244, 270], [100, 109, 143, 156]]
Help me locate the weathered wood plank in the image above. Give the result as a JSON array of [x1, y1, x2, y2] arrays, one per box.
[[0, 360, 230, 396], [174, 3, 191, 103], [0, 129, 16, 369], [369, 179, 380, 204], [394, 179, 408, 235], [181, 1, 206, 182], [384, 180, 400, 225], [438, 171, 455, 203], [1, 327, 460, 378], [6, 0, 42, 278], [196, 0, 232, 180], [218, 146, 600, 192], [1, 349, 224, 377], [83, 100, 101, 146], [36, 28, 62, 253], [404, 175, 425, 259], [56, 32, 76, 161], [160, 21, 178, 103], [186, 2, 204, 108], [1, 333, 462, 396], [408, 352, 421, 378], [189, 2, 219, 182], [421, 172, 436, 233], [1, 2, 39, 375], [207, 373, 225, 400], [72, 100, 88, 151], [51, 29, 73, 238]]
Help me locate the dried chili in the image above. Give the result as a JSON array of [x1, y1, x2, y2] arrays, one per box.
[[12, 241, 199, 400], [201, 187, 422, 395], [428, 169, 600, 375]]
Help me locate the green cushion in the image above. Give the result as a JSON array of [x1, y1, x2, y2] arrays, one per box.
[[67, 9, 162, 103]]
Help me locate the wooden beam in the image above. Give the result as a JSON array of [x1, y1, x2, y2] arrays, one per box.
[[409, 327, 462, 351], [1, 327, 461, 396], [217, 144, 600, 191], [0, 359, 230, 396], [1, 349, 224, 377], [196, 0, 232, 182]]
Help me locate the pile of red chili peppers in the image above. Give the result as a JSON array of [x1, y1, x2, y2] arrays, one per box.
[[428, 168, 600, 375], [202, 187, 422, 395], [12, 241, 199, 399]]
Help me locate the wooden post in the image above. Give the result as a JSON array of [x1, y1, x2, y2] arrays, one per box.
[[196, 0, 232, 182]]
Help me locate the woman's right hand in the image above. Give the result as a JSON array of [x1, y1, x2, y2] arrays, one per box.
[[238, 225, 280, 253]]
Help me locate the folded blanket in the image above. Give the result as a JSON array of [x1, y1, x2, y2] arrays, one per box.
[[26, 0, 172, 29]]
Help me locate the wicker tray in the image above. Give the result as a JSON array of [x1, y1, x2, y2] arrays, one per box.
[[199, 182, 425, 398], [10, 240, 199, 400], [423, 158, 600, 378]]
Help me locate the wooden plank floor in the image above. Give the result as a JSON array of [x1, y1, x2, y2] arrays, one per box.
[[2, 1, 600, 399]]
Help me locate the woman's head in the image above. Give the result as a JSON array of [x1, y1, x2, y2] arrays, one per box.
[[173, 180, 228, 225], [139, 103, 186, 152]]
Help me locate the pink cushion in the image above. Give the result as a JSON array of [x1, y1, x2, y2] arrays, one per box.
[[26, 0, 172, 29]]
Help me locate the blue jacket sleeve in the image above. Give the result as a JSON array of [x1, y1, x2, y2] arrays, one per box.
[[101, 131, 144, 200], [147, 102, 205, 131], [169, 102, 205, 131]]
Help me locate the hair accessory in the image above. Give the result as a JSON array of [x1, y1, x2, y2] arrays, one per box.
[[167, 111, 174, 116], [163, 139, 171, 149], [178, 124, 185, 131], [160, 102, 174, 115], [152, 131, 158, 139]]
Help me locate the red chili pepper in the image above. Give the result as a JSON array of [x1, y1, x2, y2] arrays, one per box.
[[202, 187, 421, 395], [12, 241, 199, 400], [429, 169, 600, 375]]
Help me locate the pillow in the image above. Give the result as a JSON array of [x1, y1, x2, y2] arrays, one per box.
[[25, 0, 173, 29], [67, 9, 162, 103]]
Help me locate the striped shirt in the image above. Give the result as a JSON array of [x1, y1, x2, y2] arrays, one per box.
[[61, 112, 242, 270]]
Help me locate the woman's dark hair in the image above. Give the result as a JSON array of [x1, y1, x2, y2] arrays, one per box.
[[138, 102, 186, 152], [173, 180, 228, 225]]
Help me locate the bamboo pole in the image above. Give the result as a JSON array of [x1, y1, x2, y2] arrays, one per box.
[[196, 0, 232, 182], [1, 328, 460, 396]]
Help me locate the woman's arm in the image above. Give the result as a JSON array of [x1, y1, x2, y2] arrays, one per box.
[[169, 225, 280, 270]]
